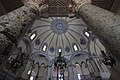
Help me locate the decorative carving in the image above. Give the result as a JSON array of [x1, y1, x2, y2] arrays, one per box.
[[50, 19, 69, 35], [47, 0, 70, 17]]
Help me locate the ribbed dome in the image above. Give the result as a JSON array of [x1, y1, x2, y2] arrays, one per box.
[[29, 17, 90, 57]]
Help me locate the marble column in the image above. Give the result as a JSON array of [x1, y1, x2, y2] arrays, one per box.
[[0, 1, 43, 54], [78, 4, 120, 63]]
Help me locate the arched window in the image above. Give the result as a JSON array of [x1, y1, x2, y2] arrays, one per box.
[[85, 31, 90, 37], [30, 31, 37, 40], [27, 63, 39, 80], [30, 76, 34, 80], [43, 45, 47, 51], [81, 62, 91, 79], [42, 43, 48, 52], [27, 70, 36, 80], [58, 74, 63, 80], [58, 46, 62, 54], [83, 30, 90, 38], [74, 45, 78, 51], [75, 63, 82, 80], [58, 48, 62, 53], [38, 63, 45, 80], [72, 43, 79, 52]]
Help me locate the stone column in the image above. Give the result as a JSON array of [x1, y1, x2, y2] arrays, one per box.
[[42, 65, 48, 80], [78, 3, 120, 63], [46, 65, 52, 80], [72, 65, 78, 80], [0, 0, 45, 54], [68, 65, 74, 80]]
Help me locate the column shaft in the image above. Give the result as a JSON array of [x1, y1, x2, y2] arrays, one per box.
[[68, 66, 74, 80], [0, 3, 39, 54], [78, 4, 120, 62]]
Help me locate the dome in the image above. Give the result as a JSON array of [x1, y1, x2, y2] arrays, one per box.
[[29, 17, 90, 59]]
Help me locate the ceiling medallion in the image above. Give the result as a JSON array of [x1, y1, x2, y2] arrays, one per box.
[[35, 39, 40, 46], [50, 19, 69, 35]]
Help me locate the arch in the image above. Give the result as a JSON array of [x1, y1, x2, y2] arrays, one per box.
[[31, 51, 50, 65], [33, 54, 49, 66], [75, 63, 83, 80], [70, 51, 92, 80], [70, 51, 90, 61], [26, 55, 49, 80], [70, 51, 90, 65], [86, 59, 96, 77], [22, 37, 33, 54], [81, 61, 92, 79], [29, 31, 38, 41], [38, 62, 46, 80]]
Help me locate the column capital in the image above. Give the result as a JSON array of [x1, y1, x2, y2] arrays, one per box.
[[69, 0, 92, 18], [74, 0, 92, 11], [24, 0, 48, 17]]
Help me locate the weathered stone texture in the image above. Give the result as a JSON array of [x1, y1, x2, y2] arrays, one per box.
[[0, 3, 39, 54], [0, 33, 11, 53], [78, 4, 120, 62]]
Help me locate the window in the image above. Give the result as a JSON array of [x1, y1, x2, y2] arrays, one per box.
[[42, 45, 47, 52], [30, 76, 34, 80], [42, 43, 48, 52], [30, 33, 36, 40], [76, 63, 82, 80], [58, 48, 62, 53], [27, 70, 35, 80], [85, 31, 90, 37], [58, 74, 63, 80], [27, 70, 31, 75], [77, 74, 81, 80], [73, 44, 78, 51], [27, 70, 35, 75], [58, 46, 62, 54], [30, 31, 37, 40]]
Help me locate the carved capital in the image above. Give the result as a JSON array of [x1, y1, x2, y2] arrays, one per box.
[[69, 0, 92, 18], [24, 0, 49, 17]]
